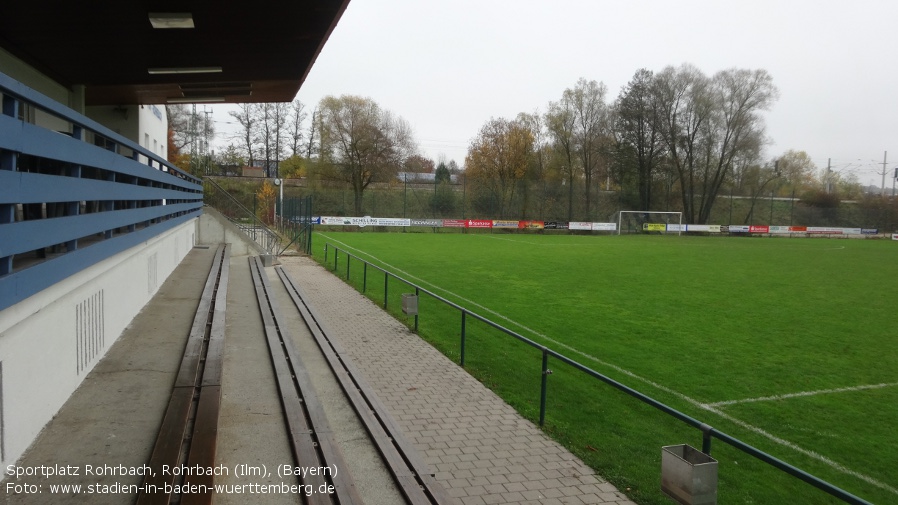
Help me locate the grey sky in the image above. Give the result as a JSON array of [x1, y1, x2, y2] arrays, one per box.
[[213, 0, 898, 187]]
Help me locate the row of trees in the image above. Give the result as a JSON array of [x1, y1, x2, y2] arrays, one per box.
[[465, 65, 785, 224], [463, 65, 875, 224], [172, 63, 878, 225]]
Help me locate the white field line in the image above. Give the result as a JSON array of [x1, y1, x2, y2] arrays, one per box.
[[319, 233, 898, 497], [705, 382, 898, 407]]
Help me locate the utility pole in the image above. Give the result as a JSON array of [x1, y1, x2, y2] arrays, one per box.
[[825, 158, 832, 193], [881, 151, 888, 197], [202, 107, 213, 175]]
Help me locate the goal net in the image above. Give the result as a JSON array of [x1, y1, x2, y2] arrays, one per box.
[[617, 211, 683, 236]]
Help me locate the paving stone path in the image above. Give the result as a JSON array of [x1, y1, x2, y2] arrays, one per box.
[[279, 256, 636, 505]]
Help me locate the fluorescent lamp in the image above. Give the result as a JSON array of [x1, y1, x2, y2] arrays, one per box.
[[148, 67, 222, 75], [166, 97, 226, 104], [149, 13, 195, 29]]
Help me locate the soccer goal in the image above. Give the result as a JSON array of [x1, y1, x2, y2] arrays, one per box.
[[617, 211, 683, 236]]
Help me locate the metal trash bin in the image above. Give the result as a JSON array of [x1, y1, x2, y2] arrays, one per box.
[[401, 294, 418, 316], [661, 444, 718, 505]]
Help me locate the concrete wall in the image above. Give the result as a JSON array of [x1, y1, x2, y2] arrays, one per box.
[[197, 207, 268, 257], [0, 219, 197, 470]]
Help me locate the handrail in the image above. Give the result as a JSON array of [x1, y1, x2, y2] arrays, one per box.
[[323, 242, 874, 505], [203, 177, 280, 254]]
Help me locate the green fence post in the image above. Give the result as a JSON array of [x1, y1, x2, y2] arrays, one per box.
[[460, 310, 467, 366], [414, 286, 419, 332], [540, 347, 550, 426], [384, 272, 389, 309]]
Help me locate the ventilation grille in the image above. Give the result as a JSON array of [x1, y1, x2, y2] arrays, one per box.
[[148, 252, 158, 294], [76, 290, 105, 375]]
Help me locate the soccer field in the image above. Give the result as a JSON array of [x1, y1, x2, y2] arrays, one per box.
[[312, 231, 897, 504]]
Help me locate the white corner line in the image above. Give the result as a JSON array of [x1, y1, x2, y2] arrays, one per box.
[[704, 382, 898, 408]]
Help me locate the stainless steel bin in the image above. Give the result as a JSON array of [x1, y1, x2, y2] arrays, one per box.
[[661, 444, 717, 505]]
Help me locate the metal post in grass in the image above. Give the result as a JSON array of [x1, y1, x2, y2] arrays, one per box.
[[460, 310, 467, 366], [383, 272, 389, 309], [414, 286, 419, 332], [700, 423, 714, 455], [346, 253, 350, 280], [334, 248, 338, 272], [363, 262, 367, 292], [324, 243, 328, 263], [540, 347, 551, 426]]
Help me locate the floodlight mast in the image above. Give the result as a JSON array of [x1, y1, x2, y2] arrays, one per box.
[[617, 211, 683, 236]]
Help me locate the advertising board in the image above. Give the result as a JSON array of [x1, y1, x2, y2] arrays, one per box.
[[591, 222, 617, 231], [492, 220, 519, 228], [466, 219, 493, 228], [569, 222, 593, 231]]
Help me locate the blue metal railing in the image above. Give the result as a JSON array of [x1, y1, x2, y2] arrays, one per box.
[[0, 70, 203, 310], [323, 242, 874, 505]]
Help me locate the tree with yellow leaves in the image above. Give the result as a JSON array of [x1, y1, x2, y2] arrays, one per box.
[[465, 118, 534, 218], [256, 180, 277, 225]]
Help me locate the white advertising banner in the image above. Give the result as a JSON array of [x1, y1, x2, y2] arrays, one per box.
[[769, 226, 791, 234], [569, 222, 593, 230], [807, 227, 843, 234], [892, 234, 898, 241], [591, 222, 617, 231], [729, 225, 751, 233], [685, 225, 722, 233]]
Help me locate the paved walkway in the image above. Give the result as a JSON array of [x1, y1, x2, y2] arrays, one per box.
[[5, 247, 634, 505], [279, 256, 635, 505]]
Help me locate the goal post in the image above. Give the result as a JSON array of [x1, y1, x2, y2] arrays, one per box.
[[617, 211, 683, 236]]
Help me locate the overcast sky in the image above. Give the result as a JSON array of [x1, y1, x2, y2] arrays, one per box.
[[212, 0, 898, 188]]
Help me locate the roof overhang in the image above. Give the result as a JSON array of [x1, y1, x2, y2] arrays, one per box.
[[0, 1, 350, 105]]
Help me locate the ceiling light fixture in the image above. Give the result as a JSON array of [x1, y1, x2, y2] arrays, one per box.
[[148, 67, 222, 75], [148, 13, 195, 29], [166, 97, 226, 104]]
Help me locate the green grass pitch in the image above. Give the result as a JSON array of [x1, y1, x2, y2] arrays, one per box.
[[311, 231, 898, 505]]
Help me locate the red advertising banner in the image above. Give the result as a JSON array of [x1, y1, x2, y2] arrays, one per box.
[[789, 226, 807, 232], [465, 219, 493, 228], [442, 219, 467, 228], [518, 220, 545, 229], [749, 225, 769, 233]]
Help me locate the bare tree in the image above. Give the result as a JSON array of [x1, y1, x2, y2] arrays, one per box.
[[569, 78, 611, 217], [317, 95, 416, 215], [545, 99, 578, 221], [229, 103, 259, 168], [287, 98, 307, 157], [614, 69, 666, 211], [655, 65, 777, 224]]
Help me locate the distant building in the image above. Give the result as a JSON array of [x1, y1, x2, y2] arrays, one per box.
[[397, 171, 457, 184], [242, 166, 265, 177]]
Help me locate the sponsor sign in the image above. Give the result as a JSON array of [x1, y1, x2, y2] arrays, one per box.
[[518, 220, 545, 229], [667, 224, 685, 232], [643, 223, 666, 232], [861, 228, 879, 235], [686, 224, 722, 233], [410, 219, 442, 227], [592, 222, 617, 231], [569, 222, 593, 231], [442, 219, 466, 228], [789, 226, 807, 232], [769, 226, 791, 234], [320, 216, 350, 225], [843, 228, 862, 235], [465, 219, 492, 229], [729, 225, 750, 233], [892, 233, 898, 241], [749, 225, 769, 233], [492, 220, 519, 228], [543, 221, 569, 230], [807, 227, 843, 234], [375, 218, 410, 227], [311, 216, 322, 225]]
